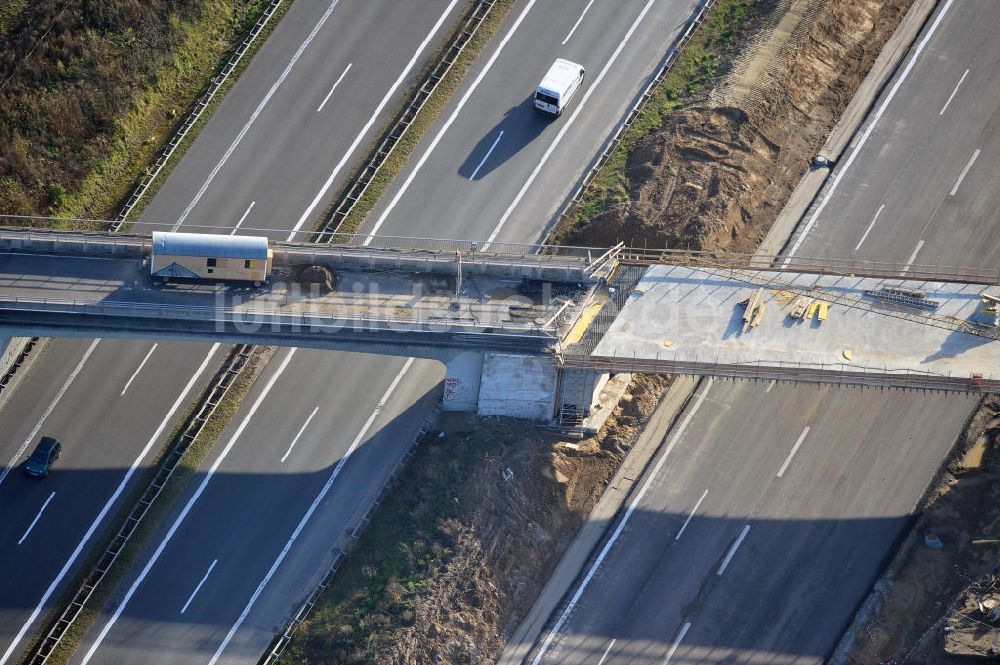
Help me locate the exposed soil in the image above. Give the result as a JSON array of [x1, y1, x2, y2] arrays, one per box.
[[841, 396, 1000, 664], [283, 375, 671, 664], [559, 0, 914, 254]]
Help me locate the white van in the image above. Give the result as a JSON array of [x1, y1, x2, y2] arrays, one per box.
[[534, 58, 585, 117]]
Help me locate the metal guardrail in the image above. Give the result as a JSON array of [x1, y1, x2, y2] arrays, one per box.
[[560, 354, 1000, 393], [259, 405, 441, 665], [317, 0, 499, 242], [28, 345, 257, 664], [112, 0, 285, 227], [0, 297, 563, 336]]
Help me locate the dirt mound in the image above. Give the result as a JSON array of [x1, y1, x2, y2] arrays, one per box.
[[563, 0, 913, 254], [293, 264, 335, 292]]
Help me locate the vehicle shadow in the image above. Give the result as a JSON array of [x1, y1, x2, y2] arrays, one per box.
[[458, 96, 551, 181]]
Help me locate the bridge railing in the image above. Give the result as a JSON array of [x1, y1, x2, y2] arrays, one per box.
[[616, 246, 1000, 286]]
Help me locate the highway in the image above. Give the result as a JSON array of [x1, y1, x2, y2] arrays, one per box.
[[51, 1, 707, 664], [528, 1, 1000, 663], [0, 0, 464, 662]]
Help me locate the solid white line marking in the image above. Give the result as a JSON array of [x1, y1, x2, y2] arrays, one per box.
[[597, 638, 616, 665], [486, 0, 659, 246], [173, 0, 344, 231], [281, 406, 320, 463], [209, 357, 415, 665], [180, 559, 218, 615], [469, 130, 504, 180], [1, 344, 220, 665], [776, 426, 810, 478], [287, 0, 461, 241], [663, 623, 691, 665], [18, 492, 56, 546], [0, 339, 101, 489], [717, 524, 751, 576], [900, 239, 925, 275], [230, 201, 255, 235], [854, 204, 885, 252], [121, 343, 158, 396], [675, 489, 708, 541], [316, 62, 352, 113], [562, 0, 597, 44], [949, 148, 981, 196], [363, 0, 537, 244], [531, 380, 714, 664], [939, 68, 969, 115], [783, 0, 956, 261], [765, 380, 776, 393], [79, 348, 296, 665]]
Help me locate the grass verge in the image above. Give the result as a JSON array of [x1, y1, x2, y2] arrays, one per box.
[[0, 0, 291, 224], [318, 0, 518, 238], [20, 346, 275, 665], [553, 0, 750, 239]]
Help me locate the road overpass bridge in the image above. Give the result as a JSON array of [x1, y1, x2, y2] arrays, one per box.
[[0, 227, 998, 426]]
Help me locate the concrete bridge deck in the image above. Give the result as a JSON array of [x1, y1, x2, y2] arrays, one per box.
[[571, 264, 1000, 391]]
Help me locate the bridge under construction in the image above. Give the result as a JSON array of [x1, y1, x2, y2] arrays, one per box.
[[0, 226, 998, 425]]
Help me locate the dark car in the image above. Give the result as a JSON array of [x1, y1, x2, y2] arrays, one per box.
[[24, 437, 60, 478]]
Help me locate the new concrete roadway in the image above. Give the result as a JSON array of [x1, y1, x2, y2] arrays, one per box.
[[51, 1, 708, 664], [0, 0, 464, 661], [527, 1, 1000, 663]]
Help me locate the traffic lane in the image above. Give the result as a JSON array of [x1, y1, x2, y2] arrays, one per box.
[[140, 0, 464, 235], [363, 0, 700, 242], [0, 341, 218, 644], [673, 389, 976, 663], [538, 382, 825, 665], [70, 352, 442, 665], [794, 0, 999, 261]]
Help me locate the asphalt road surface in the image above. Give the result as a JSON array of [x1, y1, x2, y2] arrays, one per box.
[[0, 0, 463, 662], [528, 1, 1000, 663], [51, 0, 707, 664]]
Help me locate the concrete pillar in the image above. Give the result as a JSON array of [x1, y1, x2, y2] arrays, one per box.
[[442, 350, 484, 412], [477, 353, 558, 421]]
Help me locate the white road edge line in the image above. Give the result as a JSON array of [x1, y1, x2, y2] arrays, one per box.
[[663, 622, 691, 665], [939, 68, 969, 115], [231, 201, 256, 235], [716, 524, 751, 576], [121, 343, 158, 396], [173, 0, 344, 231], [776, 426, 810, 478], [854, 204, 885, 252], [485, 0, 659, 247], [363, 0, 538, 244], [900, 239, 925, 276], [531, 380, 714, 665], [316, 62, 353, 113], [208, 357, 416, 665], [783, 0, 956, 261], [470, 130, 505, 180], [675, 489, 708, 541], [949, 148, 981, 196], [17, 492, 56, 546], [562, 0, 597, 45], [79, 347, 296, 665], [765, 379, 776, 393], [0, 339, 101, 489], [1, 344, 220, 665], [596, 638, 616, 665], [288, 0, 462, 241], [281, 406, 320, 463], [180, 559, 219, 615]]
